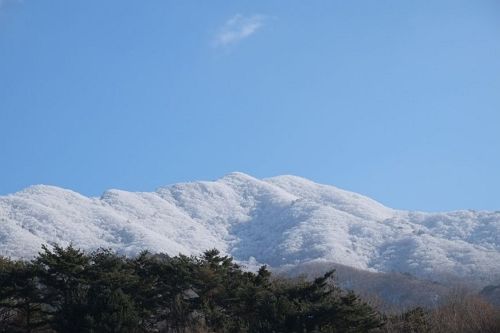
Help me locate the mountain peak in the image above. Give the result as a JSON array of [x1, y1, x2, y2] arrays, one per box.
[[15, 184, 85, 199], [218, 171, 258, 182]]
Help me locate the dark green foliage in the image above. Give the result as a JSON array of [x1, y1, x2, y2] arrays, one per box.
[[86, 288, 138, 333], [0, 258, 46, 332], [0, 246, 383, 333], [35, 244, 92, 332], [244, 270, 381, 333], [85, 249, 140, 332]]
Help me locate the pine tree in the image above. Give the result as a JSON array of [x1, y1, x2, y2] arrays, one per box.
[[85, 249, 140, 333], [35, 244, 92, 332], [0, 259, 46, 332]]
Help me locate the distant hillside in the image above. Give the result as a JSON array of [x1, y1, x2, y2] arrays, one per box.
[[276, 261, 451, 311]]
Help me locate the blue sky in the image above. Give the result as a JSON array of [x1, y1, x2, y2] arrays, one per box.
[[1, 0, 499, 211]]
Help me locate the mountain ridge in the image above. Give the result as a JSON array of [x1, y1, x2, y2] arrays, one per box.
[[1, 172, 499, 286]]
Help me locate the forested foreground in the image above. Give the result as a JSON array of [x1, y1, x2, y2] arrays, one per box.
[[0, 246, 499, 333]]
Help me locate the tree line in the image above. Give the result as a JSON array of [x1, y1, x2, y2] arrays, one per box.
[[2, 245, 500, 333], [0, 245, 382, 332]]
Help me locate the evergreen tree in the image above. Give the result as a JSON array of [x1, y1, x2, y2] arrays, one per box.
[[0, 258, 46, 333], [131, 251, 197, 331], [85, 249, 140, 333], [35, 244, 92, 332]]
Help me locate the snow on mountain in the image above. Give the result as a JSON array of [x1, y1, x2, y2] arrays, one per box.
[[1, 172, 500, 284]]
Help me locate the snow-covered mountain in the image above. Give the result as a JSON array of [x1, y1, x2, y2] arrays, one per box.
[[1, 172, 500, 285]]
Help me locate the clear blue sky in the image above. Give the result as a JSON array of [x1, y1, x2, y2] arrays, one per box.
[[1, 0, 499, 211]]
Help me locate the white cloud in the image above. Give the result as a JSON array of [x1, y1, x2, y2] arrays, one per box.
[[213, 14, 266, 47]]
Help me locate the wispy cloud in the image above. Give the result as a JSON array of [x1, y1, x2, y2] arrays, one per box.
[[213, 14, 266, 47]]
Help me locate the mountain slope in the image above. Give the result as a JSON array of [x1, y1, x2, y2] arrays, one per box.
[[1, 172, 499, 285]]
